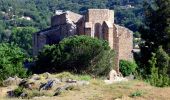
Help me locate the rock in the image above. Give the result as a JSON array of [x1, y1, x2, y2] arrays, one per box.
[[113, 77, 128, 82], [77, 81, 89, 86], [31, 74, 41, 80], [7, 91, 15, 97], [104, 77, 128, 84], [109, 70, 118, 80], [43, 72, 51, 79], [45, 80, 56, 89], [66, 79, 77, 83], [39, 79, 59, 90], [105, 70, 128, 84], [3, 76, 22, 86], [53, 78, 61, 84], [125, 74, 135, 80], [19, 80, 27, 87], [20, 92, 28, 98], [19, 79, 36, 90], [54, 84, 74, 96]]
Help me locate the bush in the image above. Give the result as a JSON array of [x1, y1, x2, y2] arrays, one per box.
[[155, 46, 170, 74], [119, 60, 138, 76], [148, 53, 170, 87], [34, 35, 115, 77], [130, 90, 143, 97], [13, 87, 24, 97], [0, 43, 28, 83]]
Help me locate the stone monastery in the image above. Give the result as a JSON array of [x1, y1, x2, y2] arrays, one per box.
[[33, 9, 133, 71]]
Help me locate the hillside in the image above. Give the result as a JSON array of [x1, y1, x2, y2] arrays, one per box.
[[0, 0, 144, 34], [0, 0, 144, 55]]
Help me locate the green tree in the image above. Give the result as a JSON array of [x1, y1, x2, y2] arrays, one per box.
[[10, 27, 38, 56], [155, 46, 170, 73], [148, 52, 170, 87], [35, 35, 114, 77], [140, 0, 170, 74], [0, 43, 28, 83]]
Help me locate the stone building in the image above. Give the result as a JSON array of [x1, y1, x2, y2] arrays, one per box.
[[33, 9, 133, 72]]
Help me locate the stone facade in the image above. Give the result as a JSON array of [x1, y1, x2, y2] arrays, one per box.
[[33, 9, 133, 72]]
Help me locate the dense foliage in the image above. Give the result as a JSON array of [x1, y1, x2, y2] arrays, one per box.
[[34, 35, 114, 77], [139, 0, 170, 70], [148, 50, 170, 87], [137, 0, 170, 87], [10, 27, 38, 55], [0, 0, 144, 37], [1, 27, 38, 56], [0, 43, 28, 83], [119, 60, 137, 76]]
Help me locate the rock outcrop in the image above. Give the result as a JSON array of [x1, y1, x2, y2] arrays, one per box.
[[6, 73, 90, 98]]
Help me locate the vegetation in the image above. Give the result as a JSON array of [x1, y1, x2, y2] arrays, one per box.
[[119, 60, 138, 76], [34, 35, 114, 77], [130, 90, 143, 97], [0, 0, 144, 45], [0, 43, 28, 84], [13, 86, 24, 97], [148, 49, 170, 87], [9, 27, 38, 56], [53, 72, 92, 81], [136, 0, 170, 87], [139, 0, 170, 71]]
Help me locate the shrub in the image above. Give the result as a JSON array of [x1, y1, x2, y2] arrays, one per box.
[[35, 35, 115, 77], [119, 60, 138, 76], [13, 87, 24, 97], [155, 46, 170, 74], [0, 43, 28, 83], [130, 90, 143, 97], [148, 52, 170, 87]]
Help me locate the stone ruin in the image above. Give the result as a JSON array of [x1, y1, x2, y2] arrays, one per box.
[[33, 9, 133, 73]]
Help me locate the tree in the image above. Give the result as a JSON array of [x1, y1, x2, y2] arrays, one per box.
[[35, 35, 115, 76], [148, 52, 170, 87], [10, 27, 38, 56], [0, 0, 144, 32], [140, 0, 170, 73], [0, 43, 28, 83], [155, 46, 170, 73]]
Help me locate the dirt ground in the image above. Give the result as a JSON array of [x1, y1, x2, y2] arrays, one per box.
[[0, 80, 170, 100]]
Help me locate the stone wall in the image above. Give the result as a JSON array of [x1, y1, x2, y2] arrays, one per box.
[[51, 13, 67, 26], [115, 25, 133, 61], [87, 9, 114, 23], [112, 25, 120, 72]]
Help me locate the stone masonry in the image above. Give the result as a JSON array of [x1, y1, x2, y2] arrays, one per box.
[[33, 9, 133, 72]]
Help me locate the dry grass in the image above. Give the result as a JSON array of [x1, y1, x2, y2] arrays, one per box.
[[1, 79, 170, 100]]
